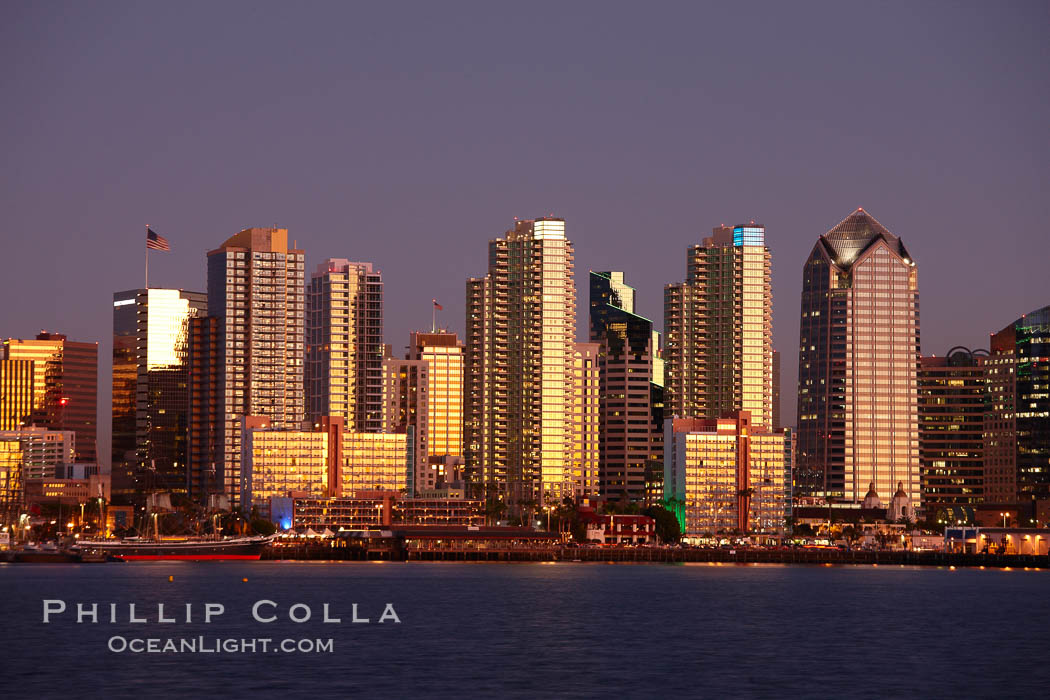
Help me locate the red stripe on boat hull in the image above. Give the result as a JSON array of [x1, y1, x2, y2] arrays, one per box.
[[115, 554, 262, 561]]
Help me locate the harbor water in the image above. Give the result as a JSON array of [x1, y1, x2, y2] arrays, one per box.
[[1, 561, 1047, 698]]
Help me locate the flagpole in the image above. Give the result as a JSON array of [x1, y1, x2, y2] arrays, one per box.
[[145, 225, 149, 289], [432, 300, 436, 333]]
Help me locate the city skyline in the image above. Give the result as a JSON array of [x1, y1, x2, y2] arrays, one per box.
[[1, 206, 1046, 472], [2, 3, 1048, 470], [2, 5, 1049, 697]]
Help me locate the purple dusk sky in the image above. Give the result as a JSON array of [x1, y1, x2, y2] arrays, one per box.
[[1, 1, 1047, 467]]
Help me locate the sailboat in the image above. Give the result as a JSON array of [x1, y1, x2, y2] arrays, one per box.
[[77, 477, 270, 561]]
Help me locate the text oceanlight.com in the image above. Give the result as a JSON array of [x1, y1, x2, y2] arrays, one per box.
[[107, 636, 335, 654]]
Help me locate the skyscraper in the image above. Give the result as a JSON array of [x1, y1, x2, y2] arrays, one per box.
[[384, 330, 467, 495], [187, 228, 305, 506], [0, 358, 35, 430], [570, 341, 601, 498], [407, 331, 463, 465], [664, 224, 773, 429], [382, 354, 428, 493], [589, 271, 663, 502], [307, 259, 384, 431], [111, 288, 207, 502], [465, 217, 579, 506], [1, 333, 98, 464], [772, 349, 781, 431], [187, 316, 221, 500], [796, 208, 920, 508], [918, 348, 987, 515], [984, 306, 1050, 505]]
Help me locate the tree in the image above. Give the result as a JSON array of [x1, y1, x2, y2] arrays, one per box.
[[549, 497, 588, 542], [643, 504, 682, 544], [250, 518, 277, 536], [516, 498, 537, 527], [601, 493, 640, 516], [483, 496, 506, 525], [913, 513, 944, 534]]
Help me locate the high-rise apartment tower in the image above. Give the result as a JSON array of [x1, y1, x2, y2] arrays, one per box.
[[465, 218, 581, 506], [307, 260, 384, 431], [664, 224, 772, 429], [187, 228, 305, 505]]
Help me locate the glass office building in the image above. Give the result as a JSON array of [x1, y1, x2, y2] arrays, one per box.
[[0, 359, 35, 431], [384, 331, 465, 494], [589, 271, 663, 502], [241, 420, 408, 514], [111, 288, 206, 501], [242, 427, 329, 516], [341, 431, 410, 494], [408, 331, 463, 463], [796, 208, 920, 508], [986, 306, 1050, 504], [382, 355, 428, 493], [919, 347, 987, 513], [1, 333, 98, 464]]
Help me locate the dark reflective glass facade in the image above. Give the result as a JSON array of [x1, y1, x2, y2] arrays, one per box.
[[988, 306, 1050, 504], [590, 271, 663, 503], [111, 288, 206, 503]]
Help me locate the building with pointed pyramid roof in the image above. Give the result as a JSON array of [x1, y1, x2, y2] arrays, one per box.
[[796, 209, 920, 512], [817, 208, 911, 267]]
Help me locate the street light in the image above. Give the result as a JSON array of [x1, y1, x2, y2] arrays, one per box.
[[1000, 512, 1009, 527]]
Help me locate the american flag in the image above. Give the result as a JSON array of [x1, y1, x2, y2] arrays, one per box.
[[146, 228, 171, 251], [433, 299, 443, 310]]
